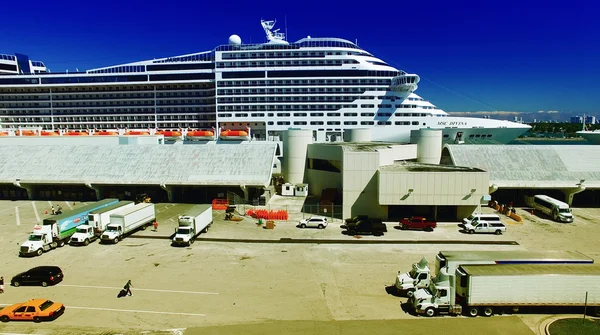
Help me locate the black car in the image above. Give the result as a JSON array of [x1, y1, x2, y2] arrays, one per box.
[[11, 266, 64, 287]]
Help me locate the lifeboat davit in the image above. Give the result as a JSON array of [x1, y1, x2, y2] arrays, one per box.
[[124, 130, 150, 136], [156, 130, 182, 138], [219, 129, 249, 140], [93, 131, 118, 136], [40, 131, 60, 136], [65, 131, 89, 136], [186, 130, 215, 140]]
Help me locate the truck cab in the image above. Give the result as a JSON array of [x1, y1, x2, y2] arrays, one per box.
[[101, 224, 123, 244], [173, 225, 195, 246], [395, 257, 431, 297], [19, 225, 54, 256], [69, 225, 95, 246], [463, 219, 506, 235], [412, 270, 461, 317]]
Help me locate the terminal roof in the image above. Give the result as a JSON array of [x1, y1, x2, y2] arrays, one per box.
[[0, 143, 276, 187]]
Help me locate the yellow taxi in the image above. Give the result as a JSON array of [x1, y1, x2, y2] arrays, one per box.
[[0, 299, 65, 322]]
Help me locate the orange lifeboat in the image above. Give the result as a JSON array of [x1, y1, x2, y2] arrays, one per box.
[[186, 130, 215, 140], [0, 131, 9, 136], [40, 131, 60, 136], [17, 130, 38, 136], [156, 130, 182, 138], [65, 131, 89, 136], [219, 129, 249, 140], [93, 131, 118, 136], [124, 130, 150, 136]]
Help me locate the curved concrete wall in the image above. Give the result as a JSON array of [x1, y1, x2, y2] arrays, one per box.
[[415, 129, 442, 164], [343, 128, 371, 142], [282, 129, 313, 184]]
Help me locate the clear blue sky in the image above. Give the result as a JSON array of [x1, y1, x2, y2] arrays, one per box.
[[1, 0, 598, 114]]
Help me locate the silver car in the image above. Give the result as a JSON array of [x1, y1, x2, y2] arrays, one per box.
[[298, 216, 328, 229]]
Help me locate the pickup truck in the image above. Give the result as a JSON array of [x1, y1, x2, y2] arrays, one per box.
[[342, 219, 387, 236], [400, 216, 436, 232], [345, 215, 369, 225], [462, 219, 506, 235]]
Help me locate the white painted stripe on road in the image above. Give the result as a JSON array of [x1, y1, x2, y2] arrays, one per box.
[[32, 201, 40, 223], [59, 284, 219, 295], [67, 305, 205, 316], [66, 201, 73, 210], [15, 206, 20, 226]]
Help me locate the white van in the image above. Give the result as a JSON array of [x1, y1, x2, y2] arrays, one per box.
[[461, 213, 502, 227]]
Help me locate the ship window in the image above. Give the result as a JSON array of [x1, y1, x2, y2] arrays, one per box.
[[361, 121, 374, 125], [412, 121, 419, 125]]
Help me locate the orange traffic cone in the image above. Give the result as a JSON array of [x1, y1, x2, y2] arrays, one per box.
[[45, 210, 48, 214]]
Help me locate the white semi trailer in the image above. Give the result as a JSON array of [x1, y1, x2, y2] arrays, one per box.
[[412, 264, 600, 317], [70, 200, 134, 246], [101, 203, 155, 244], [395, 250, 593, 297], [172, 204, 213, 246]]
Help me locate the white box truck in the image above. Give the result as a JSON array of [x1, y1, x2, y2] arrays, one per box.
[[412, 264, 600, 317], [70, 200, 134, 246], [395, 250, 593, 297], [172, 204, 212, 246], [101, 203, 155, 244]]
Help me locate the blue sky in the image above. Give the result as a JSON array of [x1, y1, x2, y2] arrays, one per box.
[[1, 0, 598, 114]]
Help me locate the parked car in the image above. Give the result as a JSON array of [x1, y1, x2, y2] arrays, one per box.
[[0, 299, 65, 322], [11, 266, 64, 287], [462, 219, 506, 235], [343, 219, 387, 236], [298, 216, 328, 229], [399, 216, 437, 231]]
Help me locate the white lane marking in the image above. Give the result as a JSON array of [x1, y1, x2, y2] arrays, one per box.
[[65, 201, 73, 210], [67, 305, 205, 316], [32, 201, 40, 223], [59, 284, 219, 295], [0, 304, 205, 317], [15, 206, 20, 226]]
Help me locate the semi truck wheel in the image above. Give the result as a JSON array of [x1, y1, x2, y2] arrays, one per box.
[[468, 307, 479, 317], [483, 307, 493, 317], [50, 242, 58, 249], [36, 249, 43, 256], [114, 237, 119, 244], [425, 307, 436, 317], [84, 239, 90, 246], [58, 240, 65, 247]]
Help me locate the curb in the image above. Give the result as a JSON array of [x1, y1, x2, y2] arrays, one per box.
[[129, 234, 519, 245]]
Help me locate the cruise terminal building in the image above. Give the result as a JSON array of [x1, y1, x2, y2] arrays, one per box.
[[0, 128, 599, 221]]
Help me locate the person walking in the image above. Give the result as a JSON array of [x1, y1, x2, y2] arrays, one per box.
[[51, 206, 55, 215], [0, 276, 4, 293], [124, 279, 133, 296], [153, 220, 158, 232]]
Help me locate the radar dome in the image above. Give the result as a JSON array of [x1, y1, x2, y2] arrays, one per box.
[[228, 34, 242, 45]]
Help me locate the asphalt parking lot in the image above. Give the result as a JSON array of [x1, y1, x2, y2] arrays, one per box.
[[0, 199, 598, 335]]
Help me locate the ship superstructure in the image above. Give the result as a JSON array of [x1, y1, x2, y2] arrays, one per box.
[[0, 19, 529, 143]]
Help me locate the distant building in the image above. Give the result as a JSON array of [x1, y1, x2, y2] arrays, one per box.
[[571, 115, 597, 124]]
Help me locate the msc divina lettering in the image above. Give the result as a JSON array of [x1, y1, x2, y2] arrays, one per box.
[[0, 19, 530, 143]]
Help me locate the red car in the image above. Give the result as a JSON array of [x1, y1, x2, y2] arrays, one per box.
[[399, 216, 436, 232]]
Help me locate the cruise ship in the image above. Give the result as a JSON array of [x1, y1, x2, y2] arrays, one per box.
[[0, 19, 530, 143]]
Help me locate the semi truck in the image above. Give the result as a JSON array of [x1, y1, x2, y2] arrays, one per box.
[[19, 199, 119, 256], [412, 264, 600, 317], [395, 250, 593, 297], [172, 204, 213, 246], [101, 203, 155, 244], [70, 201, 134, 246]]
